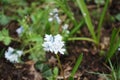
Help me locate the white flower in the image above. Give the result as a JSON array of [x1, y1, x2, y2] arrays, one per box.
[[62, 24, 68, 30], [44, 34, 54, 42], [53, 8, 59, 13], [52, 41, 65, 54], [55, 16, 61, 24], [66, 30, 70, 34], [118, 47, 120, 51], [54, 34, 62, 41], [42, 34, 65, 54], [48, 8, 61, 24], [5, 47, 23, 63], [62, 24, 70, 34], [42, 42, 53, 52], [16, 26, 23, 36], [48, 17, 53, 22]]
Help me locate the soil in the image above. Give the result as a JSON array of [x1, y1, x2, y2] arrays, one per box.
[[0, 0, 120, 80]]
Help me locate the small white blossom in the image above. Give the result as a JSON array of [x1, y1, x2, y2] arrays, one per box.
[[55, 16, 61, 24], [62, 24, 70, 34], [42, 34, 65, 54], [48, 8, 61, 24], [54, 34, 62, 42], [53, 8, 59, 13], [44, 34, 54, 42], [49, 12, 53, 16], [16, 26, 23, 36], [66, 30, 70, 34], [52, 41, 65, 54], [5, 47, 23, 63], [42, 42, 53, 52], [118, 47, 120, 51], [48, 17, 53, 22], [62, 24, 69, 30]]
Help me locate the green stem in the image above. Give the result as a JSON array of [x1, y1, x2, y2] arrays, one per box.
[[24, 45, 40, 54], [68, 37, 97, 44], [70, 19, 84, 36], [56, 54, 66, 80], [11, 38, 21, 42], [97, 0, 109, 43]]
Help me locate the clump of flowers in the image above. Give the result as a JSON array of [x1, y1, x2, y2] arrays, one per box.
[[42, 34, 65, 54], [5, 47, 23, 63], [48, 8, 61, 24]]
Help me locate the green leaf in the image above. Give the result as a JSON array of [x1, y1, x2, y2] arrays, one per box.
[[35, 62, 53, 78], [4, 37, 11, 45], [69, 77, 74, 80], [42, 69, 52, 77], [94, 0, 105, 5], [70, 19, 84, 36], [53, 67, 58, 76], [0, 28, 11, 45], [29, 34, 43, 42], [68, 37, 97, 44], [109, 59, 117, 80], [97, 0, 109, 42], [76, 0, 97, 43], [115, 13, 120, 21], [0, 14, 11, 25], [69, 53, 83, 79], [106, 28, 120, 61]]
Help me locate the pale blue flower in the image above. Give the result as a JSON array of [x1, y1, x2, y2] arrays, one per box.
[[118, 48, 120, 51], [16, 26, 23, 36], [44, 34, 54, 42], [42, 34, 65, 54], [62, 24, 70, 34], [62, 24, 68, 30], [5, 47, 23, 63], [54, 34, 63, 42], [42, 42, 53, 52]]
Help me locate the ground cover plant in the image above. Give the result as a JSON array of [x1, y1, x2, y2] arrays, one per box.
[[0, 0, 120, 80]]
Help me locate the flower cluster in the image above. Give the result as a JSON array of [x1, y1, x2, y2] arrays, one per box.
[[5, 47, 23, 63], [48, 8, 61, 24], [42, 34, 65, 54]]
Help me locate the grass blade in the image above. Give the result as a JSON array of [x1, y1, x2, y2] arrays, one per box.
[[97, 0, 109, 42], [108, 59, 117, 80], [69, 53, 83, 80], [68, 37, 97, 44], [70, 19, 84, 36], [106, 28, 120, 61], [76, 0, 97, 43]]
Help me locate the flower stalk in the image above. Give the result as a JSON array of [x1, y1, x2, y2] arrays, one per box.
[[56, 54, 66, 80]]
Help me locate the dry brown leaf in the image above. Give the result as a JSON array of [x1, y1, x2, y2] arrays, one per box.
[[25, 60, 42, 80]]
